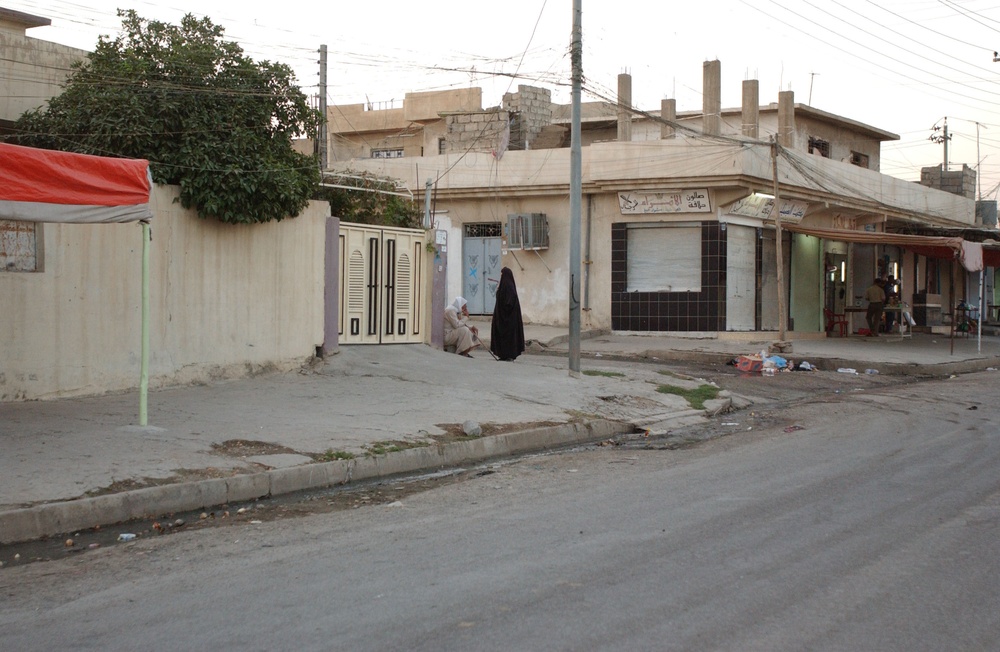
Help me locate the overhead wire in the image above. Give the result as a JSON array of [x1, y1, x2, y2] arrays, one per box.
[[7, 1, 1000, 194]]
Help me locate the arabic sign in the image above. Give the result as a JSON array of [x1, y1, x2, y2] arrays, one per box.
[[618, 189, 711, 215], [726, 195, 807, 223]]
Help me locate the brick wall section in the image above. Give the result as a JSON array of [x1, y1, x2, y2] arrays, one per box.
[[920, 164, 976, 200], [503, 85, 553, 150], [444, 110, 509, 155]]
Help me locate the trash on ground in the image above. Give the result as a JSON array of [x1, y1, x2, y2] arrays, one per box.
[[795, 361, 816, 371], [864, 368, 879, 375], [117, 533, 137, 542], [735, 354, 763, 373], [837, 368, 858, 374], [764, 355, 788, 369]]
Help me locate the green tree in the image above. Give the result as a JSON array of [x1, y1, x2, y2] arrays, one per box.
[[12, 10, 320, 225], [316, 171, 423, 229]]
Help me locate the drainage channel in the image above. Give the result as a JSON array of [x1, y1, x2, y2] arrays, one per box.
[[0, 467, 482, 569]]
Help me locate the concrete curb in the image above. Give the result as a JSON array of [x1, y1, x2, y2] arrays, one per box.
[[0, 419, 632, 545], [800, 355, 1000, 377], [538, 346, 1000, 378]]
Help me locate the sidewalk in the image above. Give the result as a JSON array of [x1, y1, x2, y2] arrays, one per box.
[[520, 322, 1000, 375], [3, 324, 999, 544]]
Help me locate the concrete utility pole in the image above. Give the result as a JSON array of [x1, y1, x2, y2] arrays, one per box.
[[318, 45, 328, 171], [771, 138, 787, 343], [930, 117, 950, 171], [568, 0, 583, 377]]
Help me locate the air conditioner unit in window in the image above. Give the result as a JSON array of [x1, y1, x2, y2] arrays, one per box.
[[506, 213, 549, 250]]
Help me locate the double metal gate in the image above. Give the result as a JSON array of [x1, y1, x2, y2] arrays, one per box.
[[339, 223, 425, 344], [462, 223, 502, 315]]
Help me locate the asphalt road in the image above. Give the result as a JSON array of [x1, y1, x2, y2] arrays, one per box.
[[1, 370, 998, 651]]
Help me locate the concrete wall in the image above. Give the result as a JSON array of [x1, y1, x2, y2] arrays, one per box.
[[502, 85, 552, 150], [327, 88, 484, 163], [445, 110, 509, 155], [920, 164, 976, 200], [436, 195, 572, 327], [0, 16, 88, 123], [0, 185, 329, 401]]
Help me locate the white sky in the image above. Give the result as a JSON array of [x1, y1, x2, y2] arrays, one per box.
[[8, 0, 1000, 200]]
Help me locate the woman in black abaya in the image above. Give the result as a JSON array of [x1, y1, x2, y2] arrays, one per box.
[[490, 267, 525, 361]]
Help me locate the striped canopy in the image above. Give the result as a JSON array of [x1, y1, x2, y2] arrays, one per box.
[[0, 142, 152, 223]]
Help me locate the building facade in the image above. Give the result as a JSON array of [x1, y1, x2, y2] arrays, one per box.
[[327, 61, 976, 338]]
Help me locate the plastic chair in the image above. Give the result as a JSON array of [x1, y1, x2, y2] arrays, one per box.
[[824, 308, 848, 337]]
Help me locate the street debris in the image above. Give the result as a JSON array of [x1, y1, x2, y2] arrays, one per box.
[[117, 533, 137, 542], [837, 368, 858, 374]]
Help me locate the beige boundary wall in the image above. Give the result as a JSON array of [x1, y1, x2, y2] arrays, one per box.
[[1, 184, 330, 401]]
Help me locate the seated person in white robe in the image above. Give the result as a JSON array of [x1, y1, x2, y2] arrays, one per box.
[[444, 297, 480, 357]]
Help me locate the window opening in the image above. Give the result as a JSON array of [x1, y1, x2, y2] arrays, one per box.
[[808, 137, 830, 158]]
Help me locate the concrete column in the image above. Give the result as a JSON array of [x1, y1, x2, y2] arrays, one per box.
[[703, 60, 721, 136], [617, 72, 632, 142], [322, 217, 340, 356], [660, 98, 676, 139], [778, 90, 795, 148], [741, 79, 759, 139]]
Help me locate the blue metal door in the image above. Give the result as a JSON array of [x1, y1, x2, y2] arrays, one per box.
[[462, 223, 502, 315]]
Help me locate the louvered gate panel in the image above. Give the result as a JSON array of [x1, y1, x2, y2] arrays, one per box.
[[338, 223, 425, 344], [379, 228, 424, 344]]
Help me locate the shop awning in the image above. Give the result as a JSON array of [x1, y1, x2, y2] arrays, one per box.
[[782, 224, 983, 272], [0, 142, 153, 223]]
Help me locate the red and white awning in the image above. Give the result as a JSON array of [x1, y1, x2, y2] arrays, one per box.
[[0, 142, 153, 223]]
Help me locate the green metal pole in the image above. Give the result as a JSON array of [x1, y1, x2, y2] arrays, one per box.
[[139, 221, 150, 426]]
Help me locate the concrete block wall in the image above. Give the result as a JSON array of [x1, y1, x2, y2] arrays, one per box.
[[444, 110, 510, 154], [502, 85, 553, 150], [920, 164, 976, 199]]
